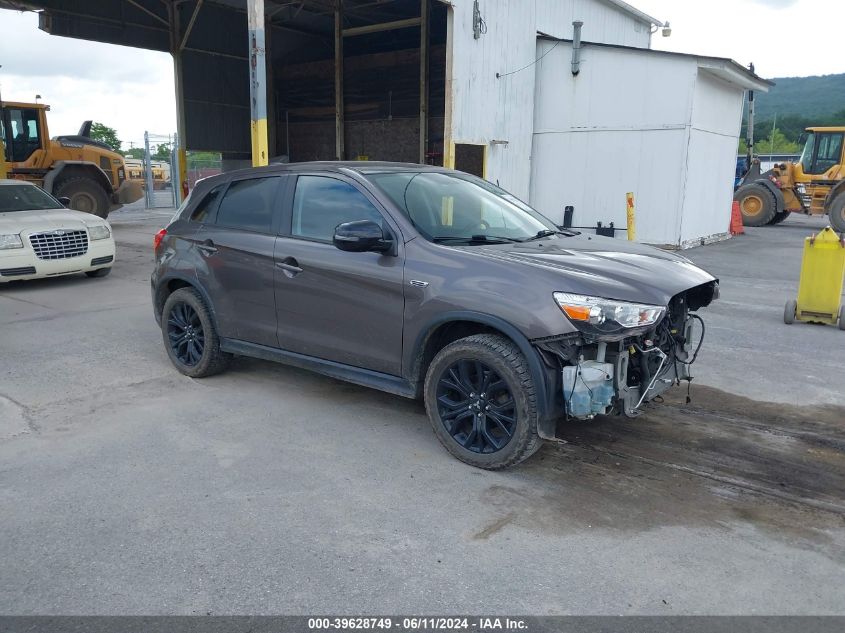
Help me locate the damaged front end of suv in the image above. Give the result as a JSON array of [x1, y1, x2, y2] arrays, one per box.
[[535, 280, 719, 419]]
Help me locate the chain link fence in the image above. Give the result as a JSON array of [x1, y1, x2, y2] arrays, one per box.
[[138, 132, 178, 209]]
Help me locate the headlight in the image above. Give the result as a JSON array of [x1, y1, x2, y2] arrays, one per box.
[[0, 234, 23, 250], [88, 225, 111, 241], [554, 292, 665, 337]]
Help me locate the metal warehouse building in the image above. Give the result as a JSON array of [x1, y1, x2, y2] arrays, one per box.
[[4, 0, 769, 247]]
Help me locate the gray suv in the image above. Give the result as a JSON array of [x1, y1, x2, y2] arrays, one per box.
[[151, 162, 717, 469]]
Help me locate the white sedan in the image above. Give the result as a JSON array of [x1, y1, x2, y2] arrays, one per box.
[[0, 179, 116, 283]]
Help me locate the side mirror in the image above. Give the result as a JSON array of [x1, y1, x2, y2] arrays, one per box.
[[58, 197, 71, 207], [333, 220, 392, 254]]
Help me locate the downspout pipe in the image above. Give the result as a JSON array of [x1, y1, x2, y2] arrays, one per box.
[[571, 21, 583, 76]]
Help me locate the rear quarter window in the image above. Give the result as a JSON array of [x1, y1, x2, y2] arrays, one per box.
[[215, 177, 279, 233], [189, 184, 226, 223]]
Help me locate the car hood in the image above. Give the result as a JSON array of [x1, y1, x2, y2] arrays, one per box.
[[454, 234, 718, 307], [0, 209, 107, 234]]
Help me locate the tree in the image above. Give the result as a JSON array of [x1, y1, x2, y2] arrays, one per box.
[[124, 147, 145, 160], [759, 127, 800, 154], [152, 143, 171, 161], [89, 122, 122, 152]]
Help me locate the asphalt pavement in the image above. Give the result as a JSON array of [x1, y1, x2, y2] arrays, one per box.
[[0, 206, 843, 615]]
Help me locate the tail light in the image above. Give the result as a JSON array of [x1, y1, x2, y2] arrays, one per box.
[[153, 228, 167, 251]]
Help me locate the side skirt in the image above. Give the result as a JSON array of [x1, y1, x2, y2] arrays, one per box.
[[219, 338, 417, 399]]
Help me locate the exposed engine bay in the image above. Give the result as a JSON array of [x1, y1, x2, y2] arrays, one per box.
[[535, 280, 718, 419]]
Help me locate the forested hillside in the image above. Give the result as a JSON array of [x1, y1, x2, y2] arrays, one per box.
[[740, 73, 845, 151]]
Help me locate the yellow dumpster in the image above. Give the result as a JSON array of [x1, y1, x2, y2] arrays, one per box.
[[784, 226, 845, 329]]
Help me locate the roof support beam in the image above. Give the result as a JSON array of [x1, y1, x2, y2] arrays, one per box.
[[343, 16, 420, 37], [179, 0, 204, 51], [419, 0, 428, 164], [124, 0, 169, 27], [334, 0, 345, 160]]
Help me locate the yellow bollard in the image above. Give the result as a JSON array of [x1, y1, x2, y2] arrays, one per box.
[[784, 226, 845, 329], [626, 192, 636, 241]]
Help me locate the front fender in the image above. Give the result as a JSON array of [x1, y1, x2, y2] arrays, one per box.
[[407, 310, 561, 439]]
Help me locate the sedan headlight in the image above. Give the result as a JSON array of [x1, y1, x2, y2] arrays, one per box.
[[0, 234, 23, 250], [88, 225, 111, 241], [554, 292, 665, 338]]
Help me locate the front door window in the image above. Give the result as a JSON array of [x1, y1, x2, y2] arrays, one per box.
[[3, 108, 41, 163]]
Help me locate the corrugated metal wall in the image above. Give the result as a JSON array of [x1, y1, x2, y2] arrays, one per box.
[[529, 41, 745, 247], [447, 0, 652, 200]]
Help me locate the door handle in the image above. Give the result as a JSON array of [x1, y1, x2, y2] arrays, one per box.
[[197, 239, 218, 255], [276, 257, 303, 277]]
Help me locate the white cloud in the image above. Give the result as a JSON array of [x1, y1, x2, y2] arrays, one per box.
[[0, 10, 175, 149], [620, 0, 845, 77]]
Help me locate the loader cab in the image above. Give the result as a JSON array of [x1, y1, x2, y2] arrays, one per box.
[[799, 129, 845, 176], [1, 104, 47, 164]]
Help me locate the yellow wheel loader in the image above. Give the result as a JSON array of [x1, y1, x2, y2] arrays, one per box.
[[1, 102, 143, 217], [734, 127, 845, 231]]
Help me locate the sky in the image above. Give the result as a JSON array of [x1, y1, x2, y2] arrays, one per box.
[[1, 0, 844, 149]]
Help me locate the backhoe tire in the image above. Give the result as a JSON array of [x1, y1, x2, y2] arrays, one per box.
[[828, 193, 845, 234], [734, 183, 778, 227], [53, 177, 111, 218], [768, 210, 791, 225]]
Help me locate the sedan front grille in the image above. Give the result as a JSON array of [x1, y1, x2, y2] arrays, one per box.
[[28, 230, 88, 260]]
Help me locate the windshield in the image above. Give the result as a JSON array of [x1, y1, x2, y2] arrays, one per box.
[[799, 132, 815, 173], [369, 171, 558, 243], [0, 184, 64, 213]]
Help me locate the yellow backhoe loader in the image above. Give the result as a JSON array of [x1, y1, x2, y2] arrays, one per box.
[[1, 101, 142, 217], [734, 127, 845, 231]]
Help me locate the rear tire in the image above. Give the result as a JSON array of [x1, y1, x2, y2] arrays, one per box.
[[768, 210, 791, 225], [85, 267, 111, 278], [424, 334, 542, 470], [784, 299, 797, 325], [828, 193, 845, 234], [54, 176, 111, 218], [734, 183, 778, 227], [161, 288, 231, 378]]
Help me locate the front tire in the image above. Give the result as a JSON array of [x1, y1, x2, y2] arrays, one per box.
[[424, 334, 542, 470], [828, 193, 845, 233], [734, 183, 778, 227], [54, 176, 111, 218], [161, 288, 231, 378], [768, 210, 791, 225]]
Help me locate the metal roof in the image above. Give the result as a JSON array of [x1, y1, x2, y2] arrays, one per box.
[[538, 35, 773, 92], [600, 0, 663, 26]]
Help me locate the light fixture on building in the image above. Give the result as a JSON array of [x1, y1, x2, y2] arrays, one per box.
[[651, 21, 672, 37], [490, 139, 509, 146]]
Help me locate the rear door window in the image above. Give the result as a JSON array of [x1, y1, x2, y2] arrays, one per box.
[[214, 177, 280, 234], [291, 175, 384, 242], [189, 184, 226, 223]]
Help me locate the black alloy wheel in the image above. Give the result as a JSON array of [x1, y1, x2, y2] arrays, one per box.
[[436, 358, 518, 454], [167, 301, 205, 366]]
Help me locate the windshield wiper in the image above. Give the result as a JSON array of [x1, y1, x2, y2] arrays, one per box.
[[524, 229, 579, 241], [433, 234, 524, 244]]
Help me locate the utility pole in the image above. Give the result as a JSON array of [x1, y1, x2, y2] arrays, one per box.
[[746, 62, 755, 167], [248, 0, 269, 166], [0, 65, 7, 179]]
